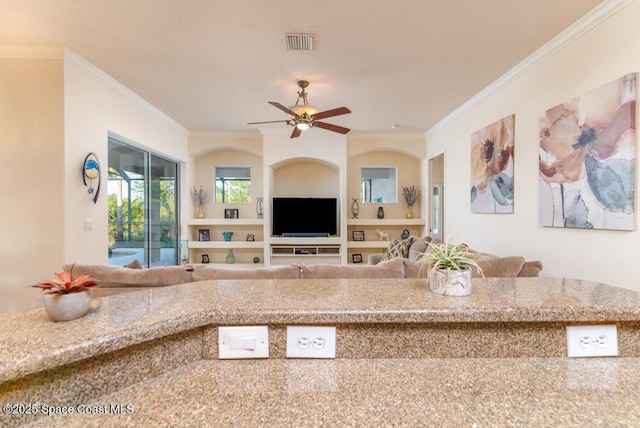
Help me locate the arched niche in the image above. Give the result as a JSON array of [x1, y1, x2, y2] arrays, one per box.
[[271, 157, 340, 198]]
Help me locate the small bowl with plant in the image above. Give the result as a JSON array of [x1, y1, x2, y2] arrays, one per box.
[[32, 264, 99, 321], [416, 241, 483, 296]]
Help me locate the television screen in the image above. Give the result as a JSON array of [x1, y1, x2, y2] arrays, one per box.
[[272, 198, 338, 237]]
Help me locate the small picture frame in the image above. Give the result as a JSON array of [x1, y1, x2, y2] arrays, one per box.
[[198, 229, 210, 241], [201, 254, 210, 264], [246, 234, 255, 242], [352, 253, 363, 264], [352, 230, 365, 241], [225, 208, 239, 219]]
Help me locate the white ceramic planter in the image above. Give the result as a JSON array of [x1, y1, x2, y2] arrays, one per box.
[[429, 269, 472, 296], [43, 291, 91, 321]]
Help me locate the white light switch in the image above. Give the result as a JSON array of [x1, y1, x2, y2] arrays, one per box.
[[219, 326, 269, 359]]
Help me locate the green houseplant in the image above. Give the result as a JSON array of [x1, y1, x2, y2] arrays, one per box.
[[416, 241, 483, 296], [32, 264, 99, 321]]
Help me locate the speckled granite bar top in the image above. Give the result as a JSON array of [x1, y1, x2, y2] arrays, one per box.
[[28, 357, 640, 427], [2, 277, 640, 383]]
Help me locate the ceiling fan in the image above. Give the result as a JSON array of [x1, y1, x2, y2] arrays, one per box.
[[248, 80, 351, 138]]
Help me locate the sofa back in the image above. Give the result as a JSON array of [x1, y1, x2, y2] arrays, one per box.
[[65, 264, 193, 288]]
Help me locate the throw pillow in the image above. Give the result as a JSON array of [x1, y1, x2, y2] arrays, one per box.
[[381, 237, 415, 261]]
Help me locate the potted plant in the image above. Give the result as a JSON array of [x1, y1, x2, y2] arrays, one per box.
[[402, 185, 420, 219], [32, 264, 99, 321], [416, 241, 483, 296]]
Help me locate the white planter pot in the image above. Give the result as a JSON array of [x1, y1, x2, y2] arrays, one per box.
[[429, 269, 472, 296], [43, 291, 91, 321]]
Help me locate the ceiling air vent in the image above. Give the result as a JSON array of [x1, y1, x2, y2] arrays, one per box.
[[285, 33, 314, 51]]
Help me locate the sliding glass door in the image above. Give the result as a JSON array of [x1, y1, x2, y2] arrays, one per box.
[[107, 138, 179, 267]]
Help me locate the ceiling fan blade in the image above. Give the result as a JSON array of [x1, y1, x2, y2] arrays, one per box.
[[268, 101, 298, 117], [315, 121, 350, 134], [290, 127, 302, 138], [312, 107, 351, 120], [247, 120, 291, 125]]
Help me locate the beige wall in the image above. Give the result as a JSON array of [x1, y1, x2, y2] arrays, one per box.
[[0, 48, 191, 308], [0, 56, 64, 309], [426, 1, 640, 291]]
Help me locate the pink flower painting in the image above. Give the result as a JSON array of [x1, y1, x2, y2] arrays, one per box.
[[470, 114, 515, 213], [539, 74, 636, 230]]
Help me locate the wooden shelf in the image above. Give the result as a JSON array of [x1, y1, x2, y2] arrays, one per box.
[[347, 218, 425, 226], [189, 241, 264, 249], [187, 218, 264, 226], [347, 241, 390, 249]]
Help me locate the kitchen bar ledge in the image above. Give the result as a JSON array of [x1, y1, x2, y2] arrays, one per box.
[[2, 277, 640, 384]]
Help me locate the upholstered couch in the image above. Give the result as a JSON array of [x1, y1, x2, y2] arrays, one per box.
[[68, 241, 542, 296], [368, 236, 543, 278]]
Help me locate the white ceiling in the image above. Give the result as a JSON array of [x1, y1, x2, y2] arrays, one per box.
[[1, 0, 604, 134]]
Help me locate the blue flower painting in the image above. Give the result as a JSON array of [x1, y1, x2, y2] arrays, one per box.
[[470, 114, 515, 213], [539, 74, 636, 230]]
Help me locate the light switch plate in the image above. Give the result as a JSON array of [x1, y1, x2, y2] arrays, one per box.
[[218, 326, 269, 359]]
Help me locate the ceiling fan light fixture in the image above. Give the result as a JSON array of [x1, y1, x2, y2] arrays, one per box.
[[288, 104, 319, 117], [296, 122, 310, 131]]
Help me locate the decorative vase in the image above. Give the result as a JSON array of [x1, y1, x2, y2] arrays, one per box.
[[351, 198, 360, 219], [253, 256, 260, 264], [43, 291, 91, 322], [429, 269, 472, 296], [256, 197, 264, 219], [222, 231, 234, 241], [196, 204, 205, 219], [226, 249, 236, 264], [406, 205, 414, 219], [377, 206, 385, 219]]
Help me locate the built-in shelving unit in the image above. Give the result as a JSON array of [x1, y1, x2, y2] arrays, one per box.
[[270, 244, 341, 265], [186, 218, 265, 266], [346, 218, 426, 263]]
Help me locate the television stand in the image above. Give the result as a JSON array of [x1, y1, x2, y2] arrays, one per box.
[[270, 244, 341, 265]]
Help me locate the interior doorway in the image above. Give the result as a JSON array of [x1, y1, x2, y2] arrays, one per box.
[[429, 154, 444, 240]]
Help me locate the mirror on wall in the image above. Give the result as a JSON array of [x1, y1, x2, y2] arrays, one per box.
[[361, 167, 397, 203], [214, 166, 251, 203]]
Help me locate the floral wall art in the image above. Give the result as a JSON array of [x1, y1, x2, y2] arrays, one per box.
[[470, 114, 515, 213], [539, 73, 636, 230]]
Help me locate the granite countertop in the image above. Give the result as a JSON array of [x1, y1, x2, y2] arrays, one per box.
[[27, 357, 640, 427], [2, 277, 640, 383]]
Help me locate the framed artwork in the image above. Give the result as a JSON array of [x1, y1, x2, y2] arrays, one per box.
[[470, 114, 515, 213], [539, 73, 636, 230], [246, 234, 255, 241], [198, 229, 210, 241], [352, 253, 363, 263], [225, 208, 239, 219], [201, 254, 210, 263], [352, 230, 365, 241]]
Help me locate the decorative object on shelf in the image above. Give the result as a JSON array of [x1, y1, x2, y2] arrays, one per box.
[[198, 229, 210, 242], [352, 253, 363, 263], [351, 198, 360, 219], [180, 240, 189, 265], [352, 230, 365, 241], [191, 186, 209, 219], [225, 208, 239, 219], [246, 234, 255, 241], [256, 197, 264, 219], [376, 229, 389, 241], [402, 185, 420, 219], [401, 229, 410, 240], [32, 264, 99, 322], [253, 256, 260, 264], [416, 241, 483, 297], [222, 231, 234, 241], [82, 152, 101, 204], [226, 249, 236, 264], [377, 206, 385, 219], [201, 254, 210, 263]]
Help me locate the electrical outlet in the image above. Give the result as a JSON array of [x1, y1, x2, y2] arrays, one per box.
[[566, 325, 618, 358], [286, 326, 336, 358]]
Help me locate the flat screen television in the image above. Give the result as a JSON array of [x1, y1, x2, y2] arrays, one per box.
[[272, 197, 338, 237]]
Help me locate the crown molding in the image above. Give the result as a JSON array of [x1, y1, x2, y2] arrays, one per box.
[[63, 47, 188, 136], [426, 0, 633, 137]]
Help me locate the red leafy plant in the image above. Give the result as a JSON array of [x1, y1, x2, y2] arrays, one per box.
[[32, 264, 99, 294]]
